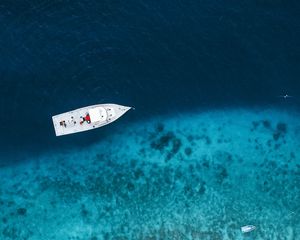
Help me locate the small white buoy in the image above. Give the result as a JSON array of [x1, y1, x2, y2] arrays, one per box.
[[241, 225, 256, 233], [278, 94, 293, 99]]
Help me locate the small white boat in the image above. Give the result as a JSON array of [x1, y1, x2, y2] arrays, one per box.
[[52, 103, 132, 136], [241, 225, 256, 233]]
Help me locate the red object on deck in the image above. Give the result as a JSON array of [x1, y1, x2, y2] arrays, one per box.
[[85, 114, 91, 122]]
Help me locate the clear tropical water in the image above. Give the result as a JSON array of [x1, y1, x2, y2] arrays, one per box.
[[0, 1, 300, 239]]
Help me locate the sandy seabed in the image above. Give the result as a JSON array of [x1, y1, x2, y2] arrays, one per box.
[[0, 108, 299, 240]]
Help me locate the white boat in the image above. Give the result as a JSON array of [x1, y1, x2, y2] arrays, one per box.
[[241, 225, 256, 233], [52, 103, 132, 136]]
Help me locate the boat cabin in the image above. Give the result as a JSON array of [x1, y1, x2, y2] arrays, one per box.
[[88, 107, 107, 123]]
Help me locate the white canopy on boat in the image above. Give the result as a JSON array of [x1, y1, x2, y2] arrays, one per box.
[[88, 107, 107, 123]]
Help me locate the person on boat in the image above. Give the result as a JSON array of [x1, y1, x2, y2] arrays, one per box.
[[85, 113, 91, 123], [80, 113, 91, 125], [60, 120, 67, 127]]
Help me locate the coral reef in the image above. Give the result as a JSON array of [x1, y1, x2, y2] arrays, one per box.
[[0, 109, 299, 239]]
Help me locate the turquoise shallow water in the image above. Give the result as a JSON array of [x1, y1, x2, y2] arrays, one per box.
[[0, 108, 299, 239]]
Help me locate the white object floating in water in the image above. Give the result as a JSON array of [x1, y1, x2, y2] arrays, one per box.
[[278, 94, 293, 99], [52, 103, 132, 136], [241, 225, 256, 233]]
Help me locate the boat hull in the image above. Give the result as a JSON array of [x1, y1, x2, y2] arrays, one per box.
[[52, 103, 132, 136]]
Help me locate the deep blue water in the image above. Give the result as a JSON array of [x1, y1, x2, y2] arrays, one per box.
[[0, 0, 300, 163]]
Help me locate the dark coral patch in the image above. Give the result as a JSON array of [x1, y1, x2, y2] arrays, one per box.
[[155, 123, 164, 133], [202, 160, 210, 169], [175, 168, 183, 179], [2, 226, 19, 239], [214, 164, 228, 184], [274, 143, 281, 150], [277, 122, 287, 133], [273, 132, 281, 141], [2, 217, 7, 223], [172, 138, 182, 155], [165, 153, 172, 162], [251, 120, 273, 132], [151, 131, 182, 161], [205, 136, 211, 145], [262, 120, 271, 129], [185, 147, 192, 156], [134, 168, 144, 180], [272, 123, 287, 141], [150, 131, 174, 151], [214, 151, 233, 164], [198, 181, 206, 195], [187, 135, 194, 142], [127, 182, 135, 192], [16, 208, 27, 216], [80, 204, 89, 218]]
